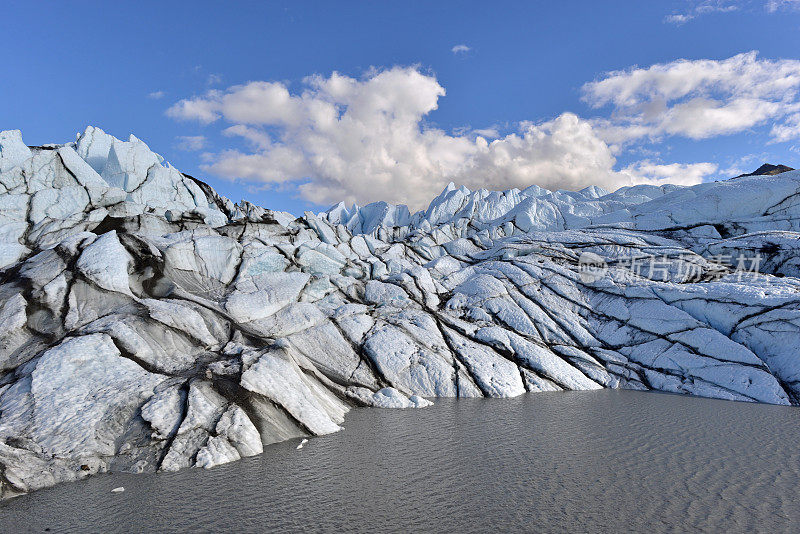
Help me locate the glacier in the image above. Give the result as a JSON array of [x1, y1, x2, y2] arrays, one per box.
[[0, 126, 799, 497]]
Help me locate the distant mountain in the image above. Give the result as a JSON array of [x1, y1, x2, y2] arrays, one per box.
[[736, 163, 795, 178]]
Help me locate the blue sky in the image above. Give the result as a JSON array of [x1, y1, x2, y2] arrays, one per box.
[[3, 0, 800, 213]]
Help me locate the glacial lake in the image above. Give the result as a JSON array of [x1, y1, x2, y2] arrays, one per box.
[[2, 390, 800, 533]]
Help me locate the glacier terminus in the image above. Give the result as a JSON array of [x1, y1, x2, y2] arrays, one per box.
[[1, 127, 800, 497]]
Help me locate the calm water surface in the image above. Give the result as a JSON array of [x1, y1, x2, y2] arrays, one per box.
[[2, 390, 800, 533]]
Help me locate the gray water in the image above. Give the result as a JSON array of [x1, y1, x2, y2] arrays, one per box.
[[2, 390, 800, 533]]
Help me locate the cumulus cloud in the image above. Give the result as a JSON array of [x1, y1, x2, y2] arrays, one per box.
[[451, 44, 471, 54], [148, 90, 166, 100], [222, 125, 271, 149], [621, 161, 719, 186], [472, 127, 500, 138], [583, 51, 800, 143], [167, 68, 703, 210], [175, 135, 207, 151]]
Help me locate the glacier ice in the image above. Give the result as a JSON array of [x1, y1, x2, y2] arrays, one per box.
[[0, 126, 800, 496]]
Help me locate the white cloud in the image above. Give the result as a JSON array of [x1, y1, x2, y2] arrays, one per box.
[[167, 95, 220, 123], [166, 68, 715, 210], [664, 13, 695, 24], [667, 0, 800, 22], [664, 0, 739, 24], [695, 0, 740, 13], [148, 91, 165, 100], [583, 51, 800, 143], [458, 114, 627, 194], [766, 0, 800, 11], [451, 44, 471, 54], [621, 160, 719, 186], [175, 135, 207, 151], [222, 125, 272, 149], [472, 127, 500, 138], [207, 73, 223, 86], [770, 113, 800, 142]]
